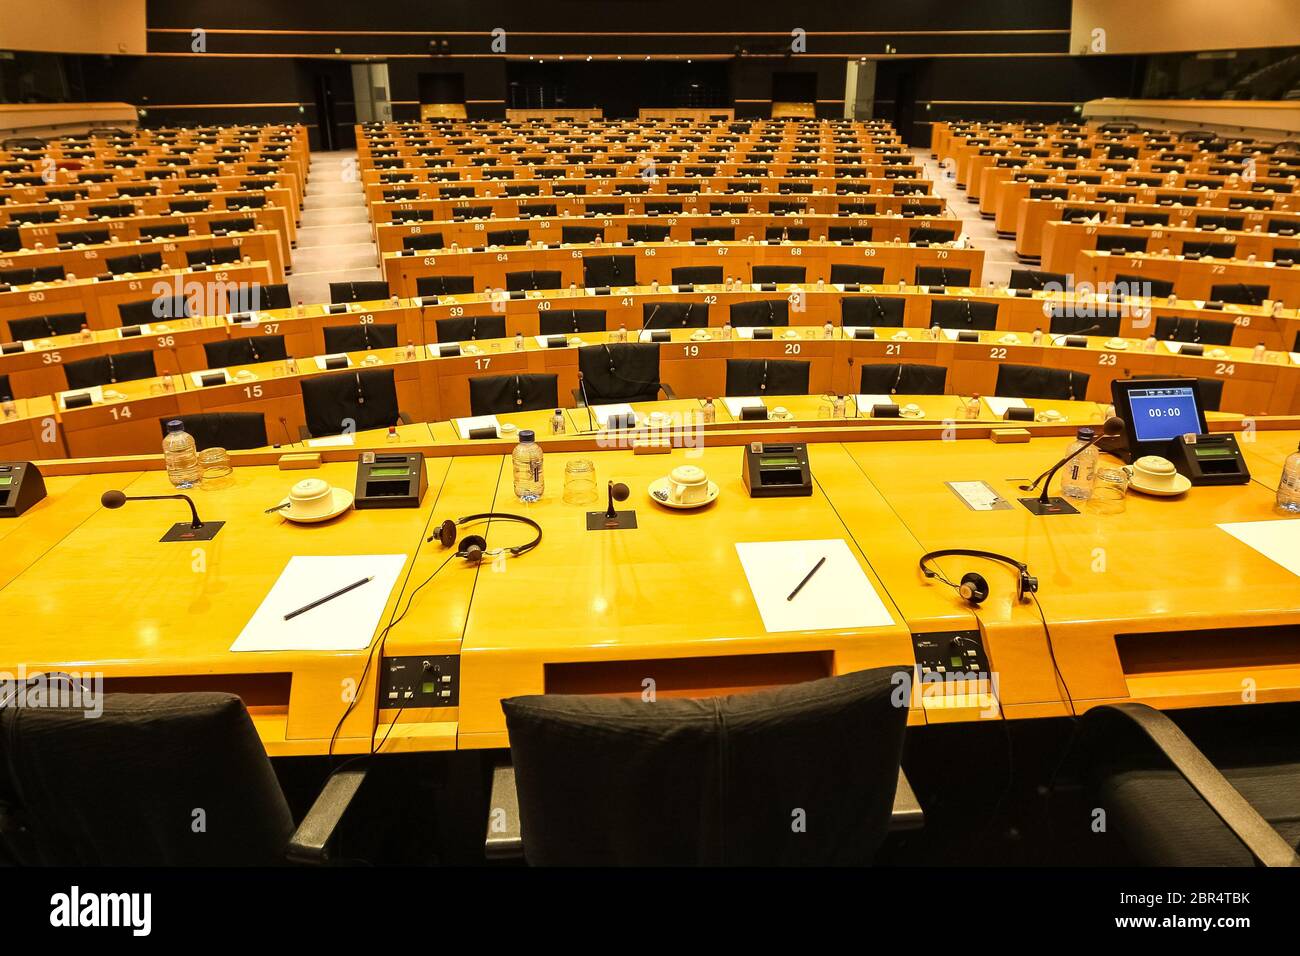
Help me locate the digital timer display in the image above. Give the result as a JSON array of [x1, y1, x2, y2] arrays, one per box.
[[1128, 386, 1202, 444]]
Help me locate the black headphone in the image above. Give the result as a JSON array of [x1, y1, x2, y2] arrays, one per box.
[[918, 549, 1038, 606], [427, 512, 542, 563]]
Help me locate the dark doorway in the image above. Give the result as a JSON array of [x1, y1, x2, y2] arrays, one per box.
[[419, 72, 466, 107], [772, 71, 817, 103], [294, 59, 355, 152]]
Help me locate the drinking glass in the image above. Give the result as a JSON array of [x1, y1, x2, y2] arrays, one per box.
[[562, 459, 598, 505]]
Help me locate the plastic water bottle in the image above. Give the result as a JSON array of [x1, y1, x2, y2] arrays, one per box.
[[1061, 427, 1098, 500], [1276, 441, 1300, 514], [512, 430, 544, 502], [550, 409, 565, 435], [162, 420, 200, 489]]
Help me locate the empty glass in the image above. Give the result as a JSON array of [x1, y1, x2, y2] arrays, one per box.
[[562, 458, 597, 505], [1090, 466, 1130, 514], [198, 447, 235, 489]]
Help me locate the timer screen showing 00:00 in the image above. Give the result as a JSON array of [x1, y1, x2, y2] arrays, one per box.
[[1129, 386, 1201, 443]]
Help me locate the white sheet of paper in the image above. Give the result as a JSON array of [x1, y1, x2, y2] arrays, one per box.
[[940, 328, 961, 341], [732, 326, 756, 339], [306, 433, 356, 448], [856, 394, 893, 412], [230, 554, 408, 652], [1289, 352, 1300, 366], [1217, 520, 1300, 578], [734, 538, 894, 633], [454, 414, 500, 439], [722, 396, 766, 417], [983, 396, 1029, 417], [591, 403, 635, 426]]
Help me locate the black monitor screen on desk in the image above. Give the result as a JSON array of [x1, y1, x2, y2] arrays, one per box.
[[1112, 378, 1208, 458]]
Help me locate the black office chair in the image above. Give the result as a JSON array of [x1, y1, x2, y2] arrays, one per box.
[[105, 252, 163, 275], [994, 364, 1090, 400], [729, 300, 789, 328], [828, 226, 873, 242], [627, 224, 671, 242], [227, 282, 292, 313], [1082, 702, 1300, 867], [1182, 240, 1236, 259], [929, 299, 999, 330], [914, 266, 971, 287], [416, 275, 476, 297], [0, 226, 20, 254], [766, 226, 810, 241], [752, 265, 806, 285], [725, 358, 810, 396], [496, 666, 912, 865], [1009, 268, 1068, 291], [539, 309, 606, 336], [119, 295, 191, 327], [56, 229, 109, 246], [908, 227, 957, 244], [859, 363, 947, 395], [562, 225, 604, 245], [468, 374, 560, 416], [1195, 214, 1245, 231], [7, 312, 86, 342], [1113, 273, 1175, 298], [1154, 315, 1235, 346], [1, 265, 65, 285], [505, 270, 563, 292], [186, 247, 240, 267], [329, 280, 391, 304], [1096, 234, 1148, 254], [323, 323, 399, 353], [63, 350, 157, 389], [576, 343, 670, 404], [1209, 283, 1269, 306], [830, 264, 885, 285], [203, 335, 288, 368], [671, 266, 724, 285], [487, 228, 529, 247], [299, 368, 408, 438], [402, 233, 445, 251], [1048, 311, 1121, 337], [685, 225, 730, 242], [0, 374, 11, 401], [639, 301, 708, 331], [582, 254, 637, 288], [0, 692, 367, 865], [841, 296, 906, 328], [435, 315, 507, 342], [158, 412, 268, 451]]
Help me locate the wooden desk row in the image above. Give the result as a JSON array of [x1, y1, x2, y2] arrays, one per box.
[[1077, 251, 1300, 309], [374, 212, 961, 255], [1, 409, 1296, 754], [0, 172, 303, 214], [381, 241, 984, 297], [0, 229, 287, 291], [1040, 221, 1300, 275]]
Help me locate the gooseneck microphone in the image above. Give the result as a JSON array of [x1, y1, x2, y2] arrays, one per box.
[[101, 488, 224, 541], [1019, 416, 1126, 502], [1050, 323, 1103, 345]]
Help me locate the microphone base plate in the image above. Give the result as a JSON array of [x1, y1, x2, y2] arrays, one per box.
[[586, 510, 637, 531], [1018, 496, 1079, 516], [160, 520, 225, 542]]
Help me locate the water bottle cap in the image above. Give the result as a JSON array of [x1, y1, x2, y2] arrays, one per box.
[[166, 419, 184, 432], [519, 430, 535, 442], [1077, 427, 1095, 440]]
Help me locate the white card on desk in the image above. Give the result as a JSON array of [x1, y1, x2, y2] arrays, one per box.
[[306, 432, 355, 448], [231, 554, 408, 652], [1290, 352, 1300, 366], [454, 414, 500, 439], [722, 396, 766, 417], [735, 538, 894, 633], [856, 394, 893, 412], [1217, 520, 1300, 578], [983, 396, 1029, 418], [591, 403, 634, 426]]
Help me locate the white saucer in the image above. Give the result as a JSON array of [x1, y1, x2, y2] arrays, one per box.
[[648, 477, 720, 510], [275, 488, 354, 523], [1129, 475, 1191, 497]]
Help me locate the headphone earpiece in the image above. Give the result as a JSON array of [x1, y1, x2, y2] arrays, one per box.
[[457, 534, 488, 563], [432, 518, 457, 548], [957, 572, 989, 605]]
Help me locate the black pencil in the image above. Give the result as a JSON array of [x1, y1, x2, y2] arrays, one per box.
[[786, 556, 826, 602], [284, 576, 373, 621]]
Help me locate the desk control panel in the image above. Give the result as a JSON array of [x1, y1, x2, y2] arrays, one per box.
[[380, 655, 460, 709], [912, 630, 989, 677]]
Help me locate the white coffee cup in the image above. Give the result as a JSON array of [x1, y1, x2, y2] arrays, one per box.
[[287, 478, 338, 519], [1130, 456, 1184, 492], [668, 464, 710, 504]]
